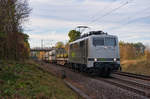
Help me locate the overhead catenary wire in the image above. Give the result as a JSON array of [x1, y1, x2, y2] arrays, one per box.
[[108, 6, 150, 30], [76, 0, 133, 31], [88, 0, 134, 25], [88, 0, 118, 21], [91, 2, 128, 23], [78, 0, 127, 28]]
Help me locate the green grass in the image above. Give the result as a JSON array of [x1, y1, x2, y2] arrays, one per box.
[[121, 59, 150, 76], [0, 60, 80, 99]]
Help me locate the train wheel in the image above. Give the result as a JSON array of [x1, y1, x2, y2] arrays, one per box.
[[74, 64, 79, 72], [78, 65, 83, 72], [103, 68, 111, 77], [72, 64, 75, 72], [87, 68, 96, 76]]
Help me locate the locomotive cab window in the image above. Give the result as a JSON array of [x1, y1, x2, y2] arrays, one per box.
[[105, 37, 116, 46], [93, 37, 104, 46]]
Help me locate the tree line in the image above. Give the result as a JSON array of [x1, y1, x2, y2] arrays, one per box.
[[119, 41, 150, 61], [0, 0, 31, 60]]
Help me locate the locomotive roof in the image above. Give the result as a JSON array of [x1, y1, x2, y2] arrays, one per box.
[[69, 33, 117, 45]]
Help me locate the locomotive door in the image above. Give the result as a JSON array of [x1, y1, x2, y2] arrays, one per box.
[[84, 39, 88, 64], [80, 39, 88, 64]]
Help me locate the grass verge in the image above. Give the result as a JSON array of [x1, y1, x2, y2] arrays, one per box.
[[121, 59, 150, 76], [0, 60, 80, 99]]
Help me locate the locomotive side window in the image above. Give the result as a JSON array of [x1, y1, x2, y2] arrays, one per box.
[[93, 37, 104, 46], [105, 37, 116, 46], [74, 43, 79, 49], [80, 40, 85, 47], [70, 44, 73, 50]]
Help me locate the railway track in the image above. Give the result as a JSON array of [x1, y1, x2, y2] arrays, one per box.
[[98, 71, 150, 98], [111, 75, 150, 90], [97, 77, 150, 97], [113, 71, 150, 81]]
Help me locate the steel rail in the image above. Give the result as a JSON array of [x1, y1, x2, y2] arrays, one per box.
[[113, 71, 150, 81], [111, 75, 150, 90], [97, 78, 150, 98]]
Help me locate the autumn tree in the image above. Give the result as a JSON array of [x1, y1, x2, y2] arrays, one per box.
[[68, 30, 81, 42], [133, 42, 145, 56], [145, 45, 150, 61], [55, 42, 64, 48], [0, 0, 31, 60], [64, 42, 69, 52], [119, 42, 143, 60]]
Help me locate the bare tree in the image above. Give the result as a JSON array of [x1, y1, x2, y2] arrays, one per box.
[[0, 0, 31, 60]]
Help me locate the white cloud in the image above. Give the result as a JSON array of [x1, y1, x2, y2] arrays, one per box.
[[28, 31, 69, 48], [30, 17, 84, 29], [26, 0, 150, 47], [28, 32, 68, 40]]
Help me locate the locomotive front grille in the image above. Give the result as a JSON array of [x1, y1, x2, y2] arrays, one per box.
[[94, 62, 120, 70], [94, 62, 115, 66]]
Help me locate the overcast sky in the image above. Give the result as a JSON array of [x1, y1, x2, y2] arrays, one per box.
[[25, 0, 150, 48]]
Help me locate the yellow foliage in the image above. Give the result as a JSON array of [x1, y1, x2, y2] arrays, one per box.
[[120, 44, 136, 60], [38, 52, 46, 60], [55, 42, 64, 48], [145, 50, 150, 61]]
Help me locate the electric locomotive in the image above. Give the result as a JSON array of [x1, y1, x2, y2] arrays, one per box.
[[68, 31, 120, 76]]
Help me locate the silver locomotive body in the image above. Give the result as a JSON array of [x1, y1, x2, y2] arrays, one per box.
[[68, 32, 120, 76]]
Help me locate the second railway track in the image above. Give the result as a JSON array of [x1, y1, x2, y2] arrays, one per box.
[[97, 77, 150, 97], [101, 71, 150, 97], [113, 71, 150, 81]]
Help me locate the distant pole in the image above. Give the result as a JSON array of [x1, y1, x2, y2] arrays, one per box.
[[41, 40, 44, 60], [41, 40, 43, 48]]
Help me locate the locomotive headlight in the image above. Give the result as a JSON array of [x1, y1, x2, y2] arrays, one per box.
[[114, 58, 117, 62], [94, 58, 97, 62]]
